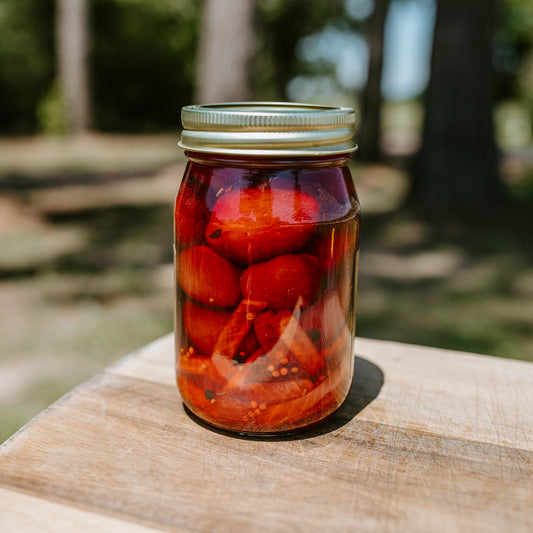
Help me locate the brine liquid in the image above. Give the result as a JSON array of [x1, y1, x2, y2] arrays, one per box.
[[174, 157, 360, 434]]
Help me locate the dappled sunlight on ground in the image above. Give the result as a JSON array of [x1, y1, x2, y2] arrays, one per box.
[[360, 249, 465, 280], [25, 163, 183, 214], [0, 133, 179, 176], [353, 162, 410, 213]]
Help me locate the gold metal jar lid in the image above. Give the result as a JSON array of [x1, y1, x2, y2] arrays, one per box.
[[179, 102, 357, 156]]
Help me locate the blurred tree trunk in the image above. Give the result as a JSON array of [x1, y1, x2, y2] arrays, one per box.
[[56, 0, 90, 134], [357, 0, 391, 161], [410, 0, 504, 217], [196, 0, 255, 103]]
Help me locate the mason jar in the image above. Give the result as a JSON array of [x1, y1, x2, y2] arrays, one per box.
[[174, 102, 360, 435]]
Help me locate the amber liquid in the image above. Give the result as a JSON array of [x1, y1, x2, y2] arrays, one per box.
[[174, 154, 360, 434]]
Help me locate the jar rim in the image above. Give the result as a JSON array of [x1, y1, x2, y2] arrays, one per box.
[[179, 101, 357, 156]]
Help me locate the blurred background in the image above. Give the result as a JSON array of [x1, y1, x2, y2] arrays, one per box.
[[1, 0, 532, 442]]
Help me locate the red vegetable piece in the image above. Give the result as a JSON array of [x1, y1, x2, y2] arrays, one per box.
[[177, 245, 241, 307], [254, 311, 293, 375], [255, 310, 281, 352], [259, 381, 337, 429], [240, 254, 320, 310], [299, 293, 348, 352], [206, 188, 320, 264], [228, 358, 268, 386], [178, 353, 349, 432], [182, 300, 232, 356], [309, 221, 358, 273], [255, 309, 326, 377], [237, 330, 261, 360], [212, 299, 268, 359], [178, 354, 226, 392], [174, 173, 210, 248], [260, 346, 352, 429], [179, 353, 212, 376], [246, 347, 266, 364], [227, 376, 315, 405], [278, 311, 326, 378], [178, 374, 250, 425]]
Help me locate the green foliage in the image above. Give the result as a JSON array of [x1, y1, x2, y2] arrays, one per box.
[[90, 0, 200, 132], [36, 79, 68, 136], [0, 0, 200, 135], [495, 0, 533, 103], [0, 0, 55, 134], [253, 0, 349, 100], [1, 0, 533, 134]]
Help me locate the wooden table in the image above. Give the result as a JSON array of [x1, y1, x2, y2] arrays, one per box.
[[1, 334, 532, 532]]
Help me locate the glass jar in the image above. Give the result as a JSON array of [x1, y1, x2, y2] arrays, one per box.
[[174, 102, 360, 435]]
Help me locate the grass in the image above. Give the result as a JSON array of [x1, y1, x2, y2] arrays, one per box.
[[0, 133, 532, 443]]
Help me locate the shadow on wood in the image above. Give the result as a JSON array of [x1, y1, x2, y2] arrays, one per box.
[[183, 354, 384, 441]]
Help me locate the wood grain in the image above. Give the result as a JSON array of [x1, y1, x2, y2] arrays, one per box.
[[1, 334, 532, 532]]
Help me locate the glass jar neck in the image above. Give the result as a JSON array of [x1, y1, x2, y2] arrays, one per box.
[[184, 151, 353, 169]]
